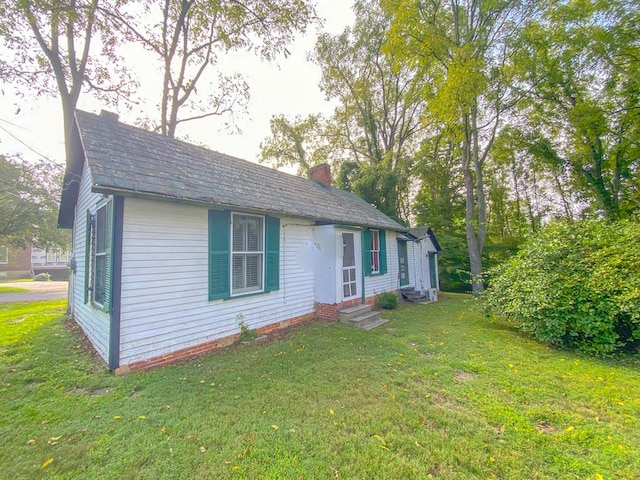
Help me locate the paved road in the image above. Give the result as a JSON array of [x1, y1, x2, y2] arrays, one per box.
[[0, 281, 68, 304]]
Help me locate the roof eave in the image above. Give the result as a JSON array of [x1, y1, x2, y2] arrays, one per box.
[[91, 184, 406, 232], [57, 115, 85, 228]]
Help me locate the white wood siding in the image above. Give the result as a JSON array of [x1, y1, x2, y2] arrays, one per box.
[[364, 231, 399, 297], [408, 238, 439, 292], [408, 241, 427, 291], [70, 161, 110, 362], [119, 198, 315, 365], [313, 226, 337, 304]]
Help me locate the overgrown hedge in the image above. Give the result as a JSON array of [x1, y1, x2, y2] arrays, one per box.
[[484, 219, 640, 356]]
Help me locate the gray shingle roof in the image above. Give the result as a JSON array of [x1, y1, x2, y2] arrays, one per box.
[[74, 110, 405, 231], [408, 226, 442, 251]]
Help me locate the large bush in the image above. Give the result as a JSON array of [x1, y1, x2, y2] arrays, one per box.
[[484, 219, 640, 356]]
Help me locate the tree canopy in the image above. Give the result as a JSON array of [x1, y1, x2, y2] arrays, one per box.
[[105, 0, 318, 138], [1, 0, 131, 165], [0, 156, 71, 249], [2, 0, 639, 293]]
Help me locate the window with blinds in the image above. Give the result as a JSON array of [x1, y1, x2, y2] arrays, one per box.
[[231, 214, 264, 295]]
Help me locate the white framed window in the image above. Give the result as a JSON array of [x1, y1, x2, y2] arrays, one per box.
[[92, 204, 108, 306], [370, 229, 380, 274], [46, 249, 58, 263], [0, 245, 8, 264], [231, 213, 264, 295]]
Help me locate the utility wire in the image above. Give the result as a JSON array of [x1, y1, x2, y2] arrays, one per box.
[[0, 122, 64, 170]]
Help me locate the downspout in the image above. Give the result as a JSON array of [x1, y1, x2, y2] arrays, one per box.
[[361, 233, 366, 305], [109, 196, 124, 371]]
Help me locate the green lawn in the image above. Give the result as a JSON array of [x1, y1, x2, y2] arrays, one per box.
[[1, 295, 638, 479], [0, 286, 29, 293]]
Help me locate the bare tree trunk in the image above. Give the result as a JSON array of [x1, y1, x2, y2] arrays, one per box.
[[461, 111, 485, 295]]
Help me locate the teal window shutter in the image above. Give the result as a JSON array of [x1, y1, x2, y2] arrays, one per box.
[[103, 201, 114, 313], [209, 210, 231, 300], [379, 230, 387, 274], [362, 228, 372, 276], [84, 210, 92, 304], [264, 216, 280, 292]]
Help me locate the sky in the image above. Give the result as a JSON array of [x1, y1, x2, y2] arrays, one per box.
[[0, 1, 355, 168]]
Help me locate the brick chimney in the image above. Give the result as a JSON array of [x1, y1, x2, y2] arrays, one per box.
[[100, 110, 119, 124], [309, 163, 331, 187]]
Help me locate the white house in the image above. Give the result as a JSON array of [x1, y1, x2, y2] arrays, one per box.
[[31, 247, 71, 280], [58, 110, 439, 373]]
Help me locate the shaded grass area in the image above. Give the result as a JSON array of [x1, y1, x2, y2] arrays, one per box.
[[1, 295, 638, 479]]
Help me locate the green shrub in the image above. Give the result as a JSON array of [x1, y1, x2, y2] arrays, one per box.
[[376, 291, 399, 309], [484, 219, 640, 356], [237, 319, 257, 342], [33, 272, 52, 282]]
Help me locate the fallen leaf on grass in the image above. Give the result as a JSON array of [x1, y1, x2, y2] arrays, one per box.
[[27, 439, 36, 445], [199, 446, 206, 453], [271, 425, 279, 430], [42, 458, 53, 469]]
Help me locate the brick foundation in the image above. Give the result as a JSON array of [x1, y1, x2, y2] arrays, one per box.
[[116, 311, 316, 375], [115, 295, 385, 375], [315, 295, 377, 323]]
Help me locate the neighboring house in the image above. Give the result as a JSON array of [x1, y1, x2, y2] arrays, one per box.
[[32, 248, 71, 280], [59, 110, 439, 373], [0, 245, 32, 279]]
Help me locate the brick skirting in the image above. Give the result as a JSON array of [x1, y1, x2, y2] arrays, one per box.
[[115, 311, 316, 375], [314, 295, 376, 323], [114, 296, 382, 375]]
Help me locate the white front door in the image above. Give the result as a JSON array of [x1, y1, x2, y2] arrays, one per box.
[[342, 232, 357, 299]]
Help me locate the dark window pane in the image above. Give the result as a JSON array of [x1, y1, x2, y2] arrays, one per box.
[[94, 255, 105, 305], [342, 233, 355, 266], [96, 207, 106, 253]]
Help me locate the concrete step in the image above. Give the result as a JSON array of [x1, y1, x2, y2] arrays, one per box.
[[339, 304, 372, 322], [341, 310, 388, 330], [360, 317, 389, 331], [400, 288, 430, 303]]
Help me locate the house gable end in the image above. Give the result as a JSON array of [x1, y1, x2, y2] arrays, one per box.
[[58, 114, 88, 229]]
